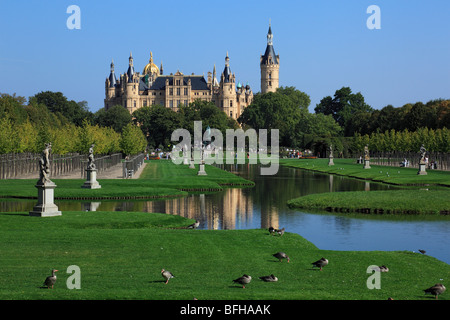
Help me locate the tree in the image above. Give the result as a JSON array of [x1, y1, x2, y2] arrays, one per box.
[[30, 91, 93, 126], [238, 88, 309, 146], [315, 87, 372, 136], [132, 105, 182, 149], [179, 100, 239, 137], [276, 86, 311, 111], [120, 123, 147, 156], [95, 105, 132, 133]]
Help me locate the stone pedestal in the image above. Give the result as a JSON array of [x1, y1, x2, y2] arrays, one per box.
[[417, 163, 427, 175], [328, 157, 334, 166], [29, 182, 61, 217], [183, 157, 189, 165], [197, 163, 207, 176], [363, 159, 371, 169], [189, 159, 195, 169], [82, 168, 101, 189]]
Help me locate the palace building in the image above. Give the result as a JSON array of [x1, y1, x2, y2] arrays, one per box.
[[104, 24, 279, 120]]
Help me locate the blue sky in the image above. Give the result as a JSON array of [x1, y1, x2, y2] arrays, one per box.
[[0, 0, 449, 113]]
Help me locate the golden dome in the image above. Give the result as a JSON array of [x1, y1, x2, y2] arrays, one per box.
[[143, 52, 160, 76]]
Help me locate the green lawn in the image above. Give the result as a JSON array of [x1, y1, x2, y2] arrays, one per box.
[[281, 158, 450, 215], [0, 211, 448, 300], [279, 158, 450, 187], [0, 160, 254, 200], [288, 190, 450, 215]]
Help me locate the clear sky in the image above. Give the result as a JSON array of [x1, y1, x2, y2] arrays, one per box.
[[0, 0, 449, 113]]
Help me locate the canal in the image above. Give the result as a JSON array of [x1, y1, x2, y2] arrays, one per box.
[[2, 164, 449, 263]]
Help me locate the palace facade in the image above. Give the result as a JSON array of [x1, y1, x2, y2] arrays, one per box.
[[104, 24, 279, 120]]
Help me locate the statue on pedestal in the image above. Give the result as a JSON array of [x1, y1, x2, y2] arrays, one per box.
[[30, 142, 61, 217]]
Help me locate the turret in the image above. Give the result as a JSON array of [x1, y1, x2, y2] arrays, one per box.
[[260, 22, 279, 94]]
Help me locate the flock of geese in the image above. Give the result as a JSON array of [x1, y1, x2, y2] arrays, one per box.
[[42, 225, 446, 300]]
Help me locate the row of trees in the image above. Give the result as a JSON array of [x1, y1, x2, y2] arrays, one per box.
[[0, 93, 146, 156], [316, 87, 450, 137], [352, 127, 450, 154], [1, 85, 448, 157]]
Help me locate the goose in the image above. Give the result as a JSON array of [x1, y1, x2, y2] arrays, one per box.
[[379, 265, 389, 272], [424, 283, 446, 300], [233, 274, 252, 288], [372, 265, 389, 272], [259, 274, 278, 282], [312, 257, 329, 271], [188, 220, 200, 229], [268, 227, 276, 235], [273, 252, 290, 263], [161, 269, 174, 284], [43, 269, 58, 289], [418, 249, 426, 254], [277, 227, 285, 236]]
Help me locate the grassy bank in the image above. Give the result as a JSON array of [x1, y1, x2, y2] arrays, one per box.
[[0, 211, 448, 300], [288, 190, 450, 215], [279, 158, 450, 187], [0, 160, 254, 200], [281, 158, 450, 215]]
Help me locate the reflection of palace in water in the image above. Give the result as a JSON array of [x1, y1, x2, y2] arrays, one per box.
[[141, 188, 255, 230]]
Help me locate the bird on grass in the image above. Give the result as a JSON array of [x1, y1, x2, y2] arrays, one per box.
[[277, 227, 285, 237], [161, 269, 174, 284], [311, 257, 329, 271], [273, 252, 290, 263], [379, 265, 389, 272], [259, 274, 278, 282], [188, 220, 200, 229], [233, 274, 252, 289], [268, 227, 276, 235], [418, 249, 426, 254], [372, 265, 389, 272], [43, 269, 58, 289], [424, 283, 446, 300]]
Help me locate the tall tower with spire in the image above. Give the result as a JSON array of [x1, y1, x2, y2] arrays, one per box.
[[260, 22, 280, 94]]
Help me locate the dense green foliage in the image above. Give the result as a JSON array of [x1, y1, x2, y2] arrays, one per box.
[[315, 87, 373, 136], [132, 100, 240, 149], [1, 86, 448, 157], [352, 127, 450, 153], [0, 92, 142, 155]]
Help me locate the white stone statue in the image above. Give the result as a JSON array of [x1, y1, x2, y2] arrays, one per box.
[[87, 144, 96, 169], [38, 142, 52, 185]]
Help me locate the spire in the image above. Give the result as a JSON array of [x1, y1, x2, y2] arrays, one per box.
[[222, 52, 231, 83], [267, 21, 273, 46], [261, 22, 278, 65], [225, 51, 230, 66], [129, 51, 133, 66], [127, 51, 135, 83], [160, 61, 164, 75], [109, 59, 116, 87]]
